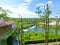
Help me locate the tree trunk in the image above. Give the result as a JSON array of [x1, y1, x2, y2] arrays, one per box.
[[45, 4, 49, 45], [55, 16, 58, 45]]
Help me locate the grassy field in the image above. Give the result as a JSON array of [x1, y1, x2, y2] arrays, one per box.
[[16, 32, 60, 41]]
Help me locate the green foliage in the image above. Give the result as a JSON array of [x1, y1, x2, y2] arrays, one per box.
[[35, 6, 42, 16], [44, 9, 51, 18], [0, 7, 12, 20]]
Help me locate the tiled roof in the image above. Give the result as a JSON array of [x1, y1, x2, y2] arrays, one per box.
[[0, 20, 15, 27]]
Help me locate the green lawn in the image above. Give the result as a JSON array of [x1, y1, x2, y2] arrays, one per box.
[[16, 32, 60, 41]]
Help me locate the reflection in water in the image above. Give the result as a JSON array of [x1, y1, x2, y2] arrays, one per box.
[[7, 36, 18, 45], [12, 39, 18, 45]]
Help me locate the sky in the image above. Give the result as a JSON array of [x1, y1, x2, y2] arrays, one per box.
[[0, 0, 60, 18]]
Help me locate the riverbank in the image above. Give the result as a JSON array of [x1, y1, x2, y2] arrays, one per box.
[[37, 23, 60, 29]]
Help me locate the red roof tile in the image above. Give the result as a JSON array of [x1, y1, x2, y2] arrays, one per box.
[[0, 20, 15, 27]]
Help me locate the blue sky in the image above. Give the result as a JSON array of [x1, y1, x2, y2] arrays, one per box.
[[0, 0, 60, 18]]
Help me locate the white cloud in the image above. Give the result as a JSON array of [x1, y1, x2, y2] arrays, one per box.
[[36, 3, 45, 7], [24, 0, 32, 4], [47, 1, 52, 6], [36, 1, 52, 9], [0, 1, 39, 18], [0, 0, 39, 18], [48, 1, 52, 4]]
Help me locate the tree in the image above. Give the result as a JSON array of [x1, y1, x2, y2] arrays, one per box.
[[0, 7, 11, 20], [55, 16, 58, 45], [35, 6, 41, 17], [44, 4, 51, 45], [35, 6, 42, 29]]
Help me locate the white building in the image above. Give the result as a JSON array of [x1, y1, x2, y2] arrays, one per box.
[[49, 21, 56, 25]]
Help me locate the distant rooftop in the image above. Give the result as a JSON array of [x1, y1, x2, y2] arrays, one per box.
[[0, 20, 15, 27]]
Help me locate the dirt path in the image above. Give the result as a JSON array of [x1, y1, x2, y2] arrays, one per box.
[[28, 42, 60, 45]]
